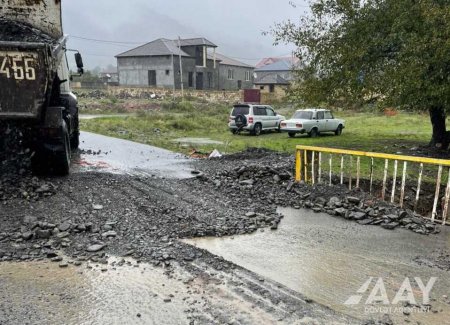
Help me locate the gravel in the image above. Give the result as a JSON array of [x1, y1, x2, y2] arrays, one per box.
[[0, 147, 447, 276]]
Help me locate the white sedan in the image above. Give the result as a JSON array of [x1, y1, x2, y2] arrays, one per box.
[[280, 109, 345, 138]]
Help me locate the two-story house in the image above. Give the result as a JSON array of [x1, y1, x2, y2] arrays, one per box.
[[115, 38, 254, 91]]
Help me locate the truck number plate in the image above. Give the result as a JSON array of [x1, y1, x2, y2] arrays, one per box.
[[0, 52, 38, 81]]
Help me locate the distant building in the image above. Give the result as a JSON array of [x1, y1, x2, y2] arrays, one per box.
[[211, 53, 254, 90], [99, 69, 119, 86], [115, 38, 254, 90], [255, 56, 299, 69], [254, 60, 296, 95]]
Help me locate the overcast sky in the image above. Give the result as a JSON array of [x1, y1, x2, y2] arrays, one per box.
[[61, 0, 310, 70]]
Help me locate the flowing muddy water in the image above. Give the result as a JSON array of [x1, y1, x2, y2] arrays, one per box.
[[186, 208, 450, 324], [72, 132, 193, 178], [0, 259, 191, 325]]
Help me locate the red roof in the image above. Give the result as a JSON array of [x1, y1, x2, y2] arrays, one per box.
[[255, 56, 300, 69]]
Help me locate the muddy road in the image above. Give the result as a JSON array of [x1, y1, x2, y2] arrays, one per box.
[[1, 133, 449, 324]]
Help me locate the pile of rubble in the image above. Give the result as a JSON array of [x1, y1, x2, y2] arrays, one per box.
[[74, 89, 108, 99], [0, 123, 56, 201], [194, 149, 440, 236]]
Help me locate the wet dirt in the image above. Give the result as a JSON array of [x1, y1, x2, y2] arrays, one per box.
[[0, 256, 357, 325], [172, 137, 225, 146], [0, 258, 193, 325], [186, 208, 450, 325], [73, 132, 193, 178], [2, 132, 450, 325]]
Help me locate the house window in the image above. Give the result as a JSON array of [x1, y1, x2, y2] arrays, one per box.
[[228, 69, 234, 80], [207, 72, 213, 88], [245, 71, 251, 81], [195, 46, 204, 66], [166, 70, 170, 76], [260, 86, 265, 90], [188, 72, 194, 87], [269, 85, 275, 93]]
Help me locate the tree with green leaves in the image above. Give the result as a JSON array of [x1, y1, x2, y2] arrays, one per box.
[[271, 0, 450, 148]]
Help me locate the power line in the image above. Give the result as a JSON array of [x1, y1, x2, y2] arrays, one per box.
[[70, 36, 297, 62], [69, 35, 144, 45]]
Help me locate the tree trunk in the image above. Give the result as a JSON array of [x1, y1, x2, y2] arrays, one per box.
[[429, 106, 448, 149]]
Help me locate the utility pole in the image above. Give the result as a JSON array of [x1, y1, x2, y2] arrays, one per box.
[[178, 36, 184, 99], [171, 51, 175, 101]]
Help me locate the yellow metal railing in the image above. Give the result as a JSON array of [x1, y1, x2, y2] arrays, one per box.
[[295, 145, 450, 225]]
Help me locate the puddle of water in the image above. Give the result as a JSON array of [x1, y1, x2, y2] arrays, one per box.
[[0, 259, 190, 325], [73, 132, 193, 178], [79, 114, 133, 120], [172, 137, 224, 146], [185, 208, 450, 324]]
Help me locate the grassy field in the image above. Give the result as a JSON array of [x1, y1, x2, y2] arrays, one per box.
[[80, 99, 432, 156], [79, 98, 445, 184]]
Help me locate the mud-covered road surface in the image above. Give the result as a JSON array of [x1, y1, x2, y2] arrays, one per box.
[[73, 131, 192, 178], [1, 133, 449, 324], [187, 208, 450, 325]]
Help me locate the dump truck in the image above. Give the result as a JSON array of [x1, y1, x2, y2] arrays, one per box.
[[0, 0, 84, 174]]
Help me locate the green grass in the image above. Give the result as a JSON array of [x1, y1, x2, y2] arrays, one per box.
[[80, 101, 432, 156], [80, 99, 447, 184]]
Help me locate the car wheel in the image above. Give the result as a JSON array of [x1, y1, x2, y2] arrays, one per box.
[[288, 132, 296, 138], [234, 114, 247, 128], [309, 128, 319, 138], [252, 123, 262, 136], [276, 123, 282, 133], [335, 125, 343, 136]]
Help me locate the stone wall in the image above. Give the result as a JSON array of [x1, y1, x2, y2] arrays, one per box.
[[75, 86, 244, 103]]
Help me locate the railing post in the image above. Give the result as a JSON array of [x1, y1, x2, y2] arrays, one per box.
[[382, 159, 389, 201], [295, 148, 302, 182], [399, 161, 407, 208], [318, 152, 322, 184], [349, 156, 353, 190], [304, 150, 308, 183], [369, 157, 374, 195], [329, 154, 332, 186], [443, 168, 450, 225], [356, 157, 361, 188], [432, 165, 443, 221], [414, 163, 423, 212], [391, 160, 398, 203]]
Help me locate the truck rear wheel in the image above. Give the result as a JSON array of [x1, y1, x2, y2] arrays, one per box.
[[31, 125, 71, 176], [70, 112, 80, 150], [55, 123, 71, 175]]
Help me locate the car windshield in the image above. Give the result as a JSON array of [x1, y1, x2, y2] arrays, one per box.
[[232, 105, 250, 116], [292, 111, 313, 120]]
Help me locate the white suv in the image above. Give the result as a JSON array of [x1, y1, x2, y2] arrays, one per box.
[[228, 104, 286, 136]]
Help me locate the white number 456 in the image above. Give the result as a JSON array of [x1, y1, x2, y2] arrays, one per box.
[[0, 56, 36, 81]]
